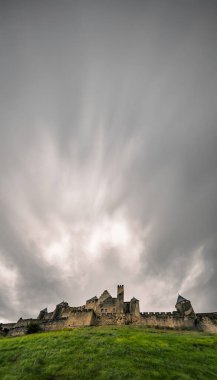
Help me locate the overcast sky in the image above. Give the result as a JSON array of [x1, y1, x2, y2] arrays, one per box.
[[0, 0, 217, 322]]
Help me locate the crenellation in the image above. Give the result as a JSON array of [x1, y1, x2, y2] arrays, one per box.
[[2, 285, 217, 335]]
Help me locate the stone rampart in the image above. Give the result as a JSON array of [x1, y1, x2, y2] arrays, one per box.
[[140, 312, 195, 329], [41, 318, 68, 331], [66, 310, 95, 328], [196, 313, 217, 333], [8, 318, 40, 336], [8, 327, 27, 337], [2, 285, 217, 335], [96, 312, 133, 326]]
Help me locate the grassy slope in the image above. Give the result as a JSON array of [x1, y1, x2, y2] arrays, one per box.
[[0, 326, 217, 380]]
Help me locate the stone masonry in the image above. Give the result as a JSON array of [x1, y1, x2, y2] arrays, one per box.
[[1, 285, 217, 336]]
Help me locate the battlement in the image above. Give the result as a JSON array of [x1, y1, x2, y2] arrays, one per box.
[[69, 306, 85, 312], [2, 285, 217, 336], [117, 285, 124, 302], [140, 311, 179, 317], [70, 309, 92, 314]]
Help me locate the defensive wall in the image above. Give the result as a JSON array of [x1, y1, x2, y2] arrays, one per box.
[[1, 285, 217, 336]]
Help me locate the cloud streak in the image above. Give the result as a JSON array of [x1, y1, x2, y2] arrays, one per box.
[[0, 0, 217, 321]]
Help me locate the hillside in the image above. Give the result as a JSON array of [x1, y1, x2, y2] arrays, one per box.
[[0, 326, 217, 379]]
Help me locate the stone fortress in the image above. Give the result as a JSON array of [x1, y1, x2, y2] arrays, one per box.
[[1, 285, 217, 336]]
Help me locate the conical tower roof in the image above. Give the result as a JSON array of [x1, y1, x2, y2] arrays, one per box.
[[176, 294, 189, 304]]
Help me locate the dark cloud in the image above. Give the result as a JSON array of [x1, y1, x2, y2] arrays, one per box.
[[0, 0, 217, 322]]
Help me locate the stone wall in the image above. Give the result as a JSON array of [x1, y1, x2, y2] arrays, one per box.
[[5, 311, 217, 336], [96, 313, 133, 326], [8, 327, 27, 337], [2, 284, 217, 336], [1, 323, 16, 330], [85, 299, 98, 311], [8, 310, 95, 335], [8, 318, 40, 336], [139, 312, 195, 329], [197, 313, 217, 333], [96, 298, 117, 314], [41, 318, 68, 332], [66, 310, 95, 328], [43, 312, 53, 320], [41, 310, 95, 330]]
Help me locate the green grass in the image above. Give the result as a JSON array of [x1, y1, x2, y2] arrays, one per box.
[[0, 326, 217, 379]]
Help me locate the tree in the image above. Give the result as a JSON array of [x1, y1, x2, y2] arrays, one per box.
[[26, 321, 41, 334]]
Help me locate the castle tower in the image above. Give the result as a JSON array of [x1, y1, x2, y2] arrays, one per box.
[[175, 294, 195, 317], [117, 285, 124, 302], [130, 297, 140, 317], [116, 285, 124, 313], [37, 308, 47, 320]]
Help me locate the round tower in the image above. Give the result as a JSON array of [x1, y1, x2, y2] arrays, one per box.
[[175, 294, 195, 317]]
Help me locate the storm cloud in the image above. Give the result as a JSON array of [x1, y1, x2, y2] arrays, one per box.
[[0, 0, 217, 322]]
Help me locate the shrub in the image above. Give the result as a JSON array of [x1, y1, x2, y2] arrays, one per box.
[[26, 321, 41, 334]]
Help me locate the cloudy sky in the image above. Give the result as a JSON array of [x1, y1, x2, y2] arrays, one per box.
[[0, 0, 217, 322]]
